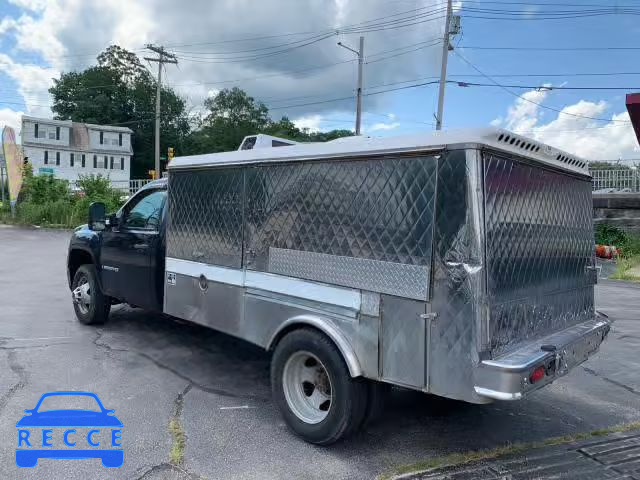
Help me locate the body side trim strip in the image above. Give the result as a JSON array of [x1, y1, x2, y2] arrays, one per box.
[[166, 257, 361, 311]]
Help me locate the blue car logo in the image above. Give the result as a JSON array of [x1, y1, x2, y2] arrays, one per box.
[[16, 391, 123, 468]]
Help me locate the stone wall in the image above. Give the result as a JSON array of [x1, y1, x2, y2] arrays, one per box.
[[593, 193, 640, 235]]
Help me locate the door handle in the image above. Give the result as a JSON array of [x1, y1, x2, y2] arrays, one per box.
[[133, 243, 149, 250]]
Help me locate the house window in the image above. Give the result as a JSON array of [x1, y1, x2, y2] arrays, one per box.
[[104, 156, 108, 169], [111, 139, 118, 146], [34, 124, 38, 138], [118, 133, 123, 146], [81, 154, 86, 168], [120, 157, 125, 170], [56, 126, 60, 140], [110, 156, 114, 169], [56, 152, 60, 166], [70, 153, 74, 167], [99, 131, 104, 144], [44, 151, 48, 165], [49, 131, 56, 140], [93, 155, 97, 168]]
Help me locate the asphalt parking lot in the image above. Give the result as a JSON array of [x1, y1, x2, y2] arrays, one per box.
[[1, 225, 639, 480]]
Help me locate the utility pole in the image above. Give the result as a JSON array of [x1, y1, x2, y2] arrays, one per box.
[[338, 36, 365, 135], [145, 45, 177, 177], [436, 0, 453, 131]]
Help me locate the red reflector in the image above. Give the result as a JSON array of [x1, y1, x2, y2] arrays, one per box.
[[530, 366, 545, 384]]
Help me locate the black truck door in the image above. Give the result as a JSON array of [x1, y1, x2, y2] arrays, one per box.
[[100, 188, 167, 310]]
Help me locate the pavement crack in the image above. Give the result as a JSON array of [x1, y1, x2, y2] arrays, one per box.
[[134, 462, 204, 480], [92, 329, 269, 402], [169, 383, 192, 467], [582, 366, 640, 397], [0, 350, 28, 414]]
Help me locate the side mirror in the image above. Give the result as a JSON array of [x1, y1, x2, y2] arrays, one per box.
[[88, 202, 106, 231], [105, 213, 119, 229]]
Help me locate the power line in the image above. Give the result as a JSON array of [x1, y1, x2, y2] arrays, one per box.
[[453, 51, 633, 125], [455, 82, 640, 91], [460, 46, 640, 51]]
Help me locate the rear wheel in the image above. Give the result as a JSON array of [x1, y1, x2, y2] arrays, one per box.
[[71, 264, 110, 325], [271, 328, 367, 445]]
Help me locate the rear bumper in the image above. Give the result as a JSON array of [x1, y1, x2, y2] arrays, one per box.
[[474, 313, 611, 401]]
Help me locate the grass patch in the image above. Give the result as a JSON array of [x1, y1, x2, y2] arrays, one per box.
[[168, 418, 186, 465], [379, 421, 640, 480], [611, 255, 640, 282]]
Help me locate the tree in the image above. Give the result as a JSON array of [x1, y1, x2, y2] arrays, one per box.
[[49, 46, 190, 177], [187, 88, 354, 154]]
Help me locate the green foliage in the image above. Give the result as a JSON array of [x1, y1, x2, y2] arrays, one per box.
[[595, 224, 640, 256], [5, 172, 125, 228], [49, 46, 191, 178], [186, 89, 354, 154], [75, 174, 123, 211], [21, 172, 69, 204]]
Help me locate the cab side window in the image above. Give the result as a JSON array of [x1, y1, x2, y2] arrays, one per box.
[[122, 190, 167, 231]]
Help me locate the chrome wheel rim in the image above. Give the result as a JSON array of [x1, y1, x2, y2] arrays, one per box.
[[72, 274, 91, 315], [282, 351, 332, 424]]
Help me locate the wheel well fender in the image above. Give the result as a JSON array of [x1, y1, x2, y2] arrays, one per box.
[[67, 249, 96, 289], [266, 315, 363, 378]]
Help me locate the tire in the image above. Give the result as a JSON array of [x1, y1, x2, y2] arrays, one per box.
[[271, 328, 368, 445], [71, 264, 110, 325], [360, 380, 389, 429]]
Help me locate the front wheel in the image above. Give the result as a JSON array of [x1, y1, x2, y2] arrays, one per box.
[[271, 329, 367, 445], [71, 264, 110, 325]]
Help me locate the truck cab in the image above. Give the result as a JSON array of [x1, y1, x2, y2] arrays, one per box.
[[67, 178, 167, 324]]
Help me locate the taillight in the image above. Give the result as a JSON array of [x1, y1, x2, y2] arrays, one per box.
[[529, 366, 545, 384]]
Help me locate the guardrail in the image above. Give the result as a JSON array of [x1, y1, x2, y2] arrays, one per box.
[[591, 169, 640, 192]]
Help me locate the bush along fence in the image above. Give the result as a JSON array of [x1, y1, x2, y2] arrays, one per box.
[[0, 166, 126, 228]]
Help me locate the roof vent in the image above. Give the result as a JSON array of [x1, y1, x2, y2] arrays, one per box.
[[496, 132, 586, 171]]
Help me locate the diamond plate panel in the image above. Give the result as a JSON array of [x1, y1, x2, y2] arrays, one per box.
[[167, 169, 244, 268], [245, 155, 438, 275], [489, 286, 595, 354], [269, 247, 430, 300], [484, 153, 596, 354]]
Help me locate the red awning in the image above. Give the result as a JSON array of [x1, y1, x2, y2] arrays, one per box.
[[627, 93, 640, 146]]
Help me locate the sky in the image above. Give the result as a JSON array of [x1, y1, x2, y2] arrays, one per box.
[[0, 0, 639, 161]]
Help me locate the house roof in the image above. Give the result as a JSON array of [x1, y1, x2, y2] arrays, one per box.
[[170, 127, 590, 176], [83, 123, 133, 133], [21, 116, 133, 134], [22, 115, 72, 127]]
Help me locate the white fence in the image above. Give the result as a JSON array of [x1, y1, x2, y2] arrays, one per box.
[[591, 169, 640, 192], [110, 179, 154, 196]]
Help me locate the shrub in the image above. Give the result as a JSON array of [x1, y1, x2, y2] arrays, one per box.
[[17, 199, 76, 226], [75, 174, 124, 212], [21, 172, 70, 205], [595, 224, 640, 257], [3, 172, 126, 228]]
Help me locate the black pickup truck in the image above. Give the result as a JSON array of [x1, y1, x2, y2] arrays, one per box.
[[67, 178, 167, 324]]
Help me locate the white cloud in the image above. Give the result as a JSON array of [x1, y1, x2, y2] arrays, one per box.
[[0, 53, 56, 117], [493, 88, 639, 160], [294, 115, 324, 133], [8, 0, 48, 12], [0, 108, 24, 140], [0, 0, 448, 126], [369, 121, 400, 132]]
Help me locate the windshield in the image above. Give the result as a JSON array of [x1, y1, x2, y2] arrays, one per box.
[[36, 395, 102, 412]]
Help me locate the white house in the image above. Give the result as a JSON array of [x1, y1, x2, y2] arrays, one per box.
[[20, 116, 133, 184]]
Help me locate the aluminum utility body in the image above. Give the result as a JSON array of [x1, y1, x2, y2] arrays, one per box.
[[67, 128, 610, 444]]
